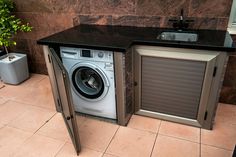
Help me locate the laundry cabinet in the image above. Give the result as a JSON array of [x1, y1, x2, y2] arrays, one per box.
[[42, 45, 133, 155], [37, 24, 235, 156]]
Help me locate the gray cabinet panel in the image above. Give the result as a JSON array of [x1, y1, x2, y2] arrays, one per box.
[[141, 56, 206, 119], [134, 46, 227, 129], [43, 46, 62, 112], [48, 47, 81, 154]]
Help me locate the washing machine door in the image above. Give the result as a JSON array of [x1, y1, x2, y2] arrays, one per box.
[[71, 62, 109, 101]]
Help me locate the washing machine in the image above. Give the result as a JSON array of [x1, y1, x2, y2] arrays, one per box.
[[60, 47, 117, 119]]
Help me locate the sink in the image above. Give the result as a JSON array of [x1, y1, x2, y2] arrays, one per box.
[[158, 31, 198, 42]]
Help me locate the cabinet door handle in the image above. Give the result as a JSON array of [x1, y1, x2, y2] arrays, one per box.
[[48, 54, 51, 63], [66, 116, 71, 120]]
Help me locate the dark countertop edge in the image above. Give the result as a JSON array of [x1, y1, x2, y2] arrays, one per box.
[[37, 40, 128, 52], [132, 41, 236, 52], [37, 39, 236, 53]]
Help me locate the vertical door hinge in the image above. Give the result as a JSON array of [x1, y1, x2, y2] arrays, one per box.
[[204, 111, 208, 120], [48, 54, 51, 63], [62, 71, 66, 78], [213, 66, 217, 77]]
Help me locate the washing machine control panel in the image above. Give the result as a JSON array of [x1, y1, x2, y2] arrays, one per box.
[[97, 51, 104, 58], [81, 49, 92, 58], [60, 47, 113, 62]]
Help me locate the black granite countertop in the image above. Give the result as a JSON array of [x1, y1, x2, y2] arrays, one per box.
[[37, 24, 236, 52]]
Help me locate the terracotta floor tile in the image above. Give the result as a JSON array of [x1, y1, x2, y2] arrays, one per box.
[[0, 126, 33, 156], [0, 85, 31, 100], [217, 103, 236, 114], [0, 101, 31, 125], [8, 106, 55, 132], [159, 121, 200, 142], [152, 135, 200, 157], [31, 77, 52, 91], [201, 144, 232, 157], [79, 118, 119, 152], [56, 142, 103, 157], [0, 81, 4, 89], [127, 115, 161, 133], [1, 73, 236, 156], [106, 126, 156, 157], [36, 77, 51, 87], [76, 115, 86, 126], [0, 97, 8, 105], [215, 103, 236, 125], [37, 113, 70, 141], [102, 153, 118, 157], [201, 123, 236, 150], [14, 77, 56, 110], [13, 134, 65, 157], [19, 74, 47, 87], [0, 123, 5, 129]]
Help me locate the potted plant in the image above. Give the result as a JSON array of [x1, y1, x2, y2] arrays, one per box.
[[0, 0, 32, 84]]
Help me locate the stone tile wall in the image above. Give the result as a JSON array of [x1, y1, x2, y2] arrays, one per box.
[[10, 0, 235, 104], [220, 35, 236, 104]]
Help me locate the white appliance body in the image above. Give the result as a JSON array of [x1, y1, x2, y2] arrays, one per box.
[[60, 47, 117, 119]]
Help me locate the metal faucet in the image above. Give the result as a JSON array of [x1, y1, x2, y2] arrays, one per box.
[[169, 9, 194, 30], [180, 9, 184, 20]]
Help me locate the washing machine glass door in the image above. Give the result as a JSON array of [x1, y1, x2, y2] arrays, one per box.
[[71, 64, 109, 100]]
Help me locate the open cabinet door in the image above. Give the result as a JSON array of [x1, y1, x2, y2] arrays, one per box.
[[49, 48, 81, 154]]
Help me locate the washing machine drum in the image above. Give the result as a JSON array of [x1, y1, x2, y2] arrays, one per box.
[[71, 64, 109, 100]]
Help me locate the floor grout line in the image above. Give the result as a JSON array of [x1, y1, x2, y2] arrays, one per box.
[[200, 143, 234, 152], [53, 141, 68, 157], [124, 116, 162, 134], [102, 125, 120, 157], [200, 127, 234, 151], [5, 125, 34, 134], [0, 98, 10, 106], [200, 128, 202, 157], [9, 131, 35, 156], [33, 112, 58, 134], [4, 124, 43, 157], [4, 123, 31, 132], [150, 120, 162, 157], [11, 99, 56, 111], [124, 125, 160, 134], [6, 111, 57, 135], [157, 133, 200, 144], [102, 152, 119, 157]]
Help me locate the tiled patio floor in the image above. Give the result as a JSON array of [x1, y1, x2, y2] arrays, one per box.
[[0, 74, 235, 157]]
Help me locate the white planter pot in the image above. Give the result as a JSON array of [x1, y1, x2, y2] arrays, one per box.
[[0, 53, 29, 85]]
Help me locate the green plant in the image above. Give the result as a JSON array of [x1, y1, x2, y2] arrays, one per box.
[[0, 0, 32, 56]]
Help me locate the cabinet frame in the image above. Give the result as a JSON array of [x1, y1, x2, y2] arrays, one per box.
[[43, 46, 81, 154], [133, 45, 227, 129]]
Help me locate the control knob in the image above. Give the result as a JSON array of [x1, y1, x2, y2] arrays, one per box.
[[98, 51, 104, 58]]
